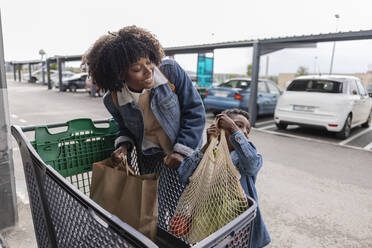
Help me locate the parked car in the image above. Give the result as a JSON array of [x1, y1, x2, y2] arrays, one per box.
[[26, 69, 58, 83], [53, 71, 77, 89], [85, 75, 104, 96], [274, 75, 372, 139], [58, 72, 88, 92], [203, 77, 282, 115], [367, 83, 372, 97]]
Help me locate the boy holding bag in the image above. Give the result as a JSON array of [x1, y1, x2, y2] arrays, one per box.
[[178, 108, 271, 248]]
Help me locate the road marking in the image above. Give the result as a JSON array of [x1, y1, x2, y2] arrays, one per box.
[[254, 128, 335, 144], [19, 118, 27, 123], [255, 128, 372, 153], [256, 120, 274, 126], [259, 124, 276, 130], [338, 128, 372, 146], [364, 142, 372, 150], [11, 114, 18, 118]]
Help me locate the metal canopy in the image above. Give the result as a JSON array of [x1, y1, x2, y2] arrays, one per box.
[[8, 29, 372, 124], [10, 60, 42, 65], [165, 29, 372, 126], [164, 29, 372, 55], [54, 55, 83, 62]]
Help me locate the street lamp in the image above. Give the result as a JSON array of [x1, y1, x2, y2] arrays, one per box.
[[314, 56, 318, 74], [329, 14, 340, 74], [39, 49, 46, 83]]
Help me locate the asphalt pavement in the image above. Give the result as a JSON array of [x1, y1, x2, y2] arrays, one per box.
[[2, 79, 372, 248]]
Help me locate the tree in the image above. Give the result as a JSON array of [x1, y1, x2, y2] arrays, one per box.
[[296, 66, 309, 76], [49, 63, 57, 70], [247, 64, 252, 77], [39, 49, 46, 61]]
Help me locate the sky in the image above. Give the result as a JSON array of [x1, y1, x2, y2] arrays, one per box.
[[2, 0, 372, 76]]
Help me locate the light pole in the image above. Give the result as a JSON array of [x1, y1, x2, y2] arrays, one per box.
[[39, 49, 46, 83], [329, 14, 340, 74]]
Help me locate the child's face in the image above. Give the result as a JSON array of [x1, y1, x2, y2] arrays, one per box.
[[124, 57, 155, 91], [225, 114, 250, 151]]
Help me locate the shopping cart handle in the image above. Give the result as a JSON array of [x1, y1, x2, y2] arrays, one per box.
[[20, 119, 113, 132], [89, 209, 109, 228]]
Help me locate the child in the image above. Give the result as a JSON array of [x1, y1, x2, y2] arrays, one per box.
[[178, 108, 271, 248]]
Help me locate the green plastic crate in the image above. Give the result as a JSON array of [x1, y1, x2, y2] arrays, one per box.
[[31, 118, 118, 195]]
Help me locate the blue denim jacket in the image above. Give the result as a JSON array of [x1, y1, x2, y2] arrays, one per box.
[[103, 59, 206, 156], [178, 131, 271, 248]]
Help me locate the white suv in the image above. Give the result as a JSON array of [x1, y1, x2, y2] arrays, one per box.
[[274, 75, 372, 138]]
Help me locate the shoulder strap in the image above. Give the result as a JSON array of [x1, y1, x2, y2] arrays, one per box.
[[167, 81, 176, 92], [111, 92, 119, 110], [158, 65, 176, 93]]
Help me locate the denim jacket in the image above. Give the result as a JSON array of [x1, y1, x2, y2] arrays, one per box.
[[178, 131, 271, 248], [103, 59, 206, 156]]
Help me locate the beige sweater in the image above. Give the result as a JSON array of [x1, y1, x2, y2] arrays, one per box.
[[117, 84, 173, 155]]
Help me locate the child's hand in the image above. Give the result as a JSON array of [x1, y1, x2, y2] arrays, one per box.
[[206, 123, 220, 144], [216, 114, 239, 135]]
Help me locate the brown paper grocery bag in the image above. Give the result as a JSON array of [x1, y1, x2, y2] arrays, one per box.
[[90, 157, 159, 241]]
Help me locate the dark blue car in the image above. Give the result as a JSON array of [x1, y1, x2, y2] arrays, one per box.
[[203, 78, 282, 115]]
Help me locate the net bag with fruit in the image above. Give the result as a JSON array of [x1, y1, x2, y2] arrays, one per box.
[[169, 130, 250, 244]]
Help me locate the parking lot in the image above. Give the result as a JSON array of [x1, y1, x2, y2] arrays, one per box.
[[254, 115, 372, 151], [4, 79, 372, 248]]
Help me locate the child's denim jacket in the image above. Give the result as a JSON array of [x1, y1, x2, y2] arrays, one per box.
[[178, 131, 271, 248], [103, 59, 206, 156]]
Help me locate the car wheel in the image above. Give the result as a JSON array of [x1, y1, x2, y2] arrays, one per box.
[[336, 114, 352, 139], [275, 122, 287, 130], [30, 76, 37, 83], [69, 84, 77, 92], [361, 110, 372, 128]]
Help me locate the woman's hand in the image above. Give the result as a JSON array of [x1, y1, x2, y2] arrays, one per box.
[[164, 153, 184, 169], [216, 114, 239, 135], [111, 143, 128, 164]]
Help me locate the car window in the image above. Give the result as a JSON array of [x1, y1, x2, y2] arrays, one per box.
[[258, 82, 268, 93], [368, 84, 372, 91], [267, 82, 280, 95], [220, 80, 239, 88], [287, 80, 343, 93], [355, 80, 367, 96], [349, 80, 360, 95], [34, 71, 42, 77], [63, 72, 74, 78], [238, 80, 251, 89]]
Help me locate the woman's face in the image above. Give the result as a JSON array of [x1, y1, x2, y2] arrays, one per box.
[[125, 57, 155, 91]]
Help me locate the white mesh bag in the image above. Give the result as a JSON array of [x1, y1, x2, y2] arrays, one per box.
[[169, 130, 249, 244]]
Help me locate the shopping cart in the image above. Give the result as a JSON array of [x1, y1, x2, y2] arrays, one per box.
[[11, 118, 257, 248]]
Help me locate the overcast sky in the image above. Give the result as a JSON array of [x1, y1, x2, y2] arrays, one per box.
[[2, 0, 372, 76]]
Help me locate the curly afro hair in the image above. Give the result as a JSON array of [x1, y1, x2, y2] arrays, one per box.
[[86, 25, 165, 92], [222, 108, 251, 133]]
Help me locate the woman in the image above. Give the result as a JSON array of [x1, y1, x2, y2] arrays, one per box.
[[86, 25, 205, 229]]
